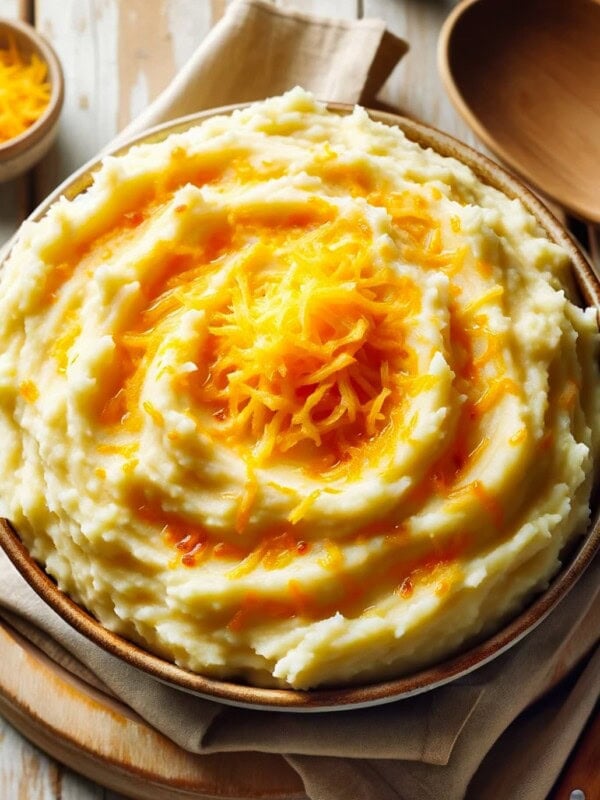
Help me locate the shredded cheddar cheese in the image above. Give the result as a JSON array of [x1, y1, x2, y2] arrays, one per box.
[[0, 34, 51, 143], [86, 181, 526, 534], [192, 217, 420, 466]]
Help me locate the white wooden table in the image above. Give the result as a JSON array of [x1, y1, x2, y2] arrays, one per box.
[[0, 1, 592, 797]]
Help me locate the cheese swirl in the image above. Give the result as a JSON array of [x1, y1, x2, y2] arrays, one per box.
[[0, 90, 598, 688]]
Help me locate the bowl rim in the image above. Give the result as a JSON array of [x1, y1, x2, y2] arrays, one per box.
[[0, 16, 64, 158], [1, 102, 599, 712]]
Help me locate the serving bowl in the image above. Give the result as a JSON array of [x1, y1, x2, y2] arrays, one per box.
[[1, 104, 599, 711], [0, 18, 64, 183]]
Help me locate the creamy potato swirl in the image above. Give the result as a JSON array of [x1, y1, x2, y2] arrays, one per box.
[[0, 90, 598, 688]]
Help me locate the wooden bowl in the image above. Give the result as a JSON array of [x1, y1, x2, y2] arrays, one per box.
[[0, 18, 64, 182], [437, 0, 600, 224], [1, 106, 599, 711]]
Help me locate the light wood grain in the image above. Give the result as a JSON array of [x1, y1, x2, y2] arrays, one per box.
[[33, 0, 224, 203], [277, 0, 358, 17], [363, 0, 479, 147], [0, 623, 305, 800]]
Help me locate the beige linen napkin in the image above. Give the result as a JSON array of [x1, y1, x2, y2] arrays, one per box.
[[0, 2, 598, 798], [116, 0, 408, 144]]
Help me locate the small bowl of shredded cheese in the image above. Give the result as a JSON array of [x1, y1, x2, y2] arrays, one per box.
[[0, 17, 63, 182]]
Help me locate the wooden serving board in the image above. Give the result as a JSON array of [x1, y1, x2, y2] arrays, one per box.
[[0, 621, 306, 800]]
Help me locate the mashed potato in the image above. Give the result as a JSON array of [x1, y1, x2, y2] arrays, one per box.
[[0, 89, 598, 689]]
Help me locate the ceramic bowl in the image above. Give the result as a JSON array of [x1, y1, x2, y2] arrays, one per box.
[[1, 105, 599, 711], [0, 18, 64, 183]]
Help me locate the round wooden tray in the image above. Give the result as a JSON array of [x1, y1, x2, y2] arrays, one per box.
[[0, 620, 306, 800]]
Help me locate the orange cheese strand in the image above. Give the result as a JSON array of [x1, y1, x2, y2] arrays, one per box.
[[227, 533, 468, 632], [448, 479, 504, 529], [51, 314, 81, 373], [19, 379, 39, 402], [472, 377, 520, 417], [0, 35, 51, 142]]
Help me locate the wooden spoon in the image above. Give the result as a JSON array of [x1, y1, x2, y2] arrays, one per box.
[[439, 0, 600, 264]]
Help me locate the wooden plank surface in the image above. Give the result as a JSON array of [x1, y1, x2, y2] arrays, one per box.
[[363, 0, 480, 146], [33, 0, 224, 201], [0, 1, 595, 798]]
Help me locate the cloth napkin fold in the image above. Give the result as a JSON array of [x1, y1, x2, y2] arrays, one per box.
[[0, 2, 598, 799], [116, 0, 408, 145]]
